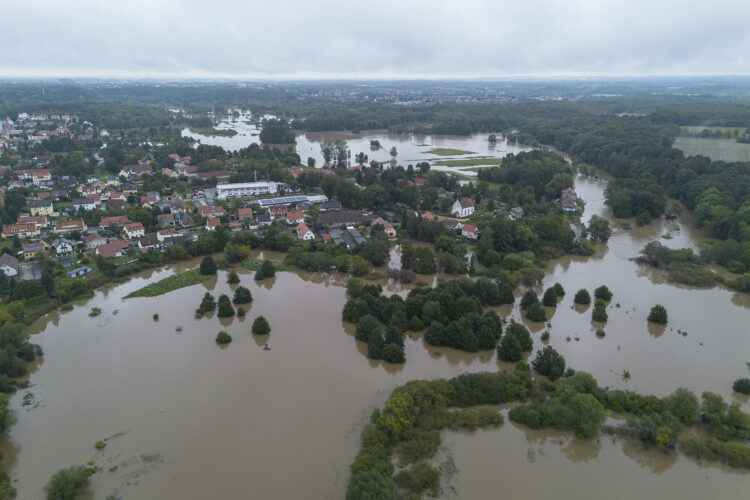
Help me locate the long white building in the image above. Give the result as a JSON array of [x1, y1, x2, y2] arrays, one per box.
[[216, 181, 279, 199]]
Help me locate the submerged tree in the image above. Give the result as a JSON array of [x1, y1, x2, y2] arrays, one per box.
[[233, 286, 253, 305], [217, 294, 235, 318], [252, 315, 271, 335], [647, 304, 668, 325]]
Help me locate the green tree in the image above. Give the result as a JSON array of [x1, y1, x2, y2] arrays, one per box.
[[255, 259, 276, 280], [520, 289, 539, 310], [199, 256, 217, 275], [592, 299, 608, 322], [733, 378, 750, 395], [199, 292, 216, 313], [233, 286, 253, 305], [526, 302, 547, 322], [252, 315, 271, 335], [532, 346, 566, 381], [573, 289, 591, 305], [217, 294, 235, 318], [367, 329, 383, 359], [663, 388, 699, 425], [227, 271, 240, 284], [648, 304, 668, 325], [44, 465, 93, 500], [594, 285, 613, 302], [553, 283, 565, 297], [542, 287, 558, 306], [587, 215, 612, 243], [382, 343, 406, 363], [216, 331, 232, 344], [497, 323, 533, 362]]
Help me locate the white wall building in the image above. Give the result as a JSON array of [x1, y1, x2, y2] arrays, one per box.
[[216, 182, 279, 199]]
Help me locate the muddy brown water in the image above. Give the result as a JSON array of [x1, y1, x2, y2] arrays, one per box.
[[2, 175, 749, 499]]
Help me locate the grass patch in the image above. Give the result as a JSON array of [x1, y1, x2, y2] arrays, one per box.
[[425, 148, 475, 156], [189, 127, 238, 137], [242, 258, 295, 272], [434, 157, 505, 167], [124, 268, 211, 298], [673, 137, 750, 163]]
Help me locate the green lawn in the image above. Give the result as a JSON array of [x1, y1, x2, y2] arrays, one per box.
[[242, 258, 295, 272], [124, 268, 211, 298], [673, 137, 750, 163], [682, 126, 748, 135], [425, 148, 475, 156], [434, 157, 504, 167]]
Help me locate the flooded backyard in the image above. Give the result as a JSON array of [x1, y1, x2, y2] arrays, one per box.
[[1, 174, 749, 498]]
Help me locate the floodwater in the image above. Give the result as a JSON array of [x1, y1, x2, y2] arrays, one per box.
[[181, 111, 532, 175], [1, 175, 749, 499]]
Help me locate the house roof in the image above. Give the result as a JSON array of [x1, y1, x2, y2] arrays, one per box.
[[458, 197, 474, 209], [296, 222, 311, 237], [286, 210, 305, 222], [319, 210, 366, 226]]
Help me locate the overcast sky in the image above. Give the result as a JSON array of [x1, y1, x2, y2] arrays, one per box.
[[3, 0, 749, 79]]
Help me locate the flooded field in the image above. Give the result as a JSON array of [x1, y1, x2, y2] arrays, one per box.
[[1, 175, 749, 498], [181, 112, 531, 175]]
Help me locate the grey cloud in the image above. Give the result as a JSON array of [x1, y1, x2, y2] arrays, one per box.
[[2, 0, 749, 78]]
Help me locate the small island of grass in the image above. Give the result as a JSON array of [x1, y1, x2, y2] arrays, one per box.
[[124, 268, 211, 298], [434, 157, 504, 167], [425, 147, 475, 156]]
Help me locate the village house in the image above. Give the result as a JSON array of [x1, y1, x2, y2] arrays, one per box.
[[157, 228, 177, 242], [173, 212, 194, 228], [50, 238, 76, 255], [72, 198, 97, 211], [296, 222, 315, 240], [255, 214, 272, 227], [452, 197, 475, 218], [28, 199, 53, 217], [237, 207, 254, 221], [123, 222, 145, 239], [371, 217, 397, 238], [137, 236, 160, 252], [119, 164, 153, 178], [561, 188, 578, 212], [286, 210, 306, 225], [95, 240, 132, 259], [2, 223, 40, 239], [54, 219, 87, 235], [205, 217, 221, 231], [0, 253, 19, 278], [157, 213, 175, 228], [22, 241, 50, 260], [510, 207, 525, 220], [319, 200, 343, 212], [100, 215, 130, 230], [85, 233, 106, 250], [318, 210, 367, 226], [461, 223, 480, 240], [267, 205, 287, 218], [197, 205, 226, 218]]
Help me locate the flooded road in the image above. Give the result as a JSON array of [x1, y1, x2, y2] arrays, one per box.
[[1, 176, 749, 498]]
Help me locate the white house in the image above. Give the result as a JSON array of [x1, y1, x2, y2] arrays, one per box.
[[215, 181, 279, 199], [0, 254, 19, 278], [296, 222, 315, 240], [51, 238, 76, 255], [72, 198, 97, 211], [123, 222, 145, 239], [452, 197, 475, 218]]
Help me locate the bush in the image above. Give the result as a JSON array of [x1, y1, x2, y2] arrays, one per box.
[[407, 315, 424, 331], [233, 286, 253, 305], [216, 331, 232, 344], [552, 282, 565, 297], [497, 323, 533, 362], [733, 378, 750, 395], [255, 259, 276, 280], [199, 256, 217, 275], [532, 346, 566, 381], [227, 271, 240, 284], [252, 315, 271, 335], [44, 465, 93, 500], [520, 290, 539, 310], [237, 307, 245, 317], [663, 388, 699, 425], [526, 302, 547, 322], [217, 294, 235, 318], [573, 289, 591, 305], [648, 304, 668, 325], [542, 287, 558, 306], [594, 285, 613, 302]]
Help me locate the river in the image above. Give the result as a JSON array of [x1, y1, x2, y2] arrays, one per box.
[[1, 176, 749, 498]]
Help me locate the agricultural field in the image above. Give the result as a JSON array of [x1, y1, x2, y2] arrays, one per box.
[[673, 137, 750, 163]]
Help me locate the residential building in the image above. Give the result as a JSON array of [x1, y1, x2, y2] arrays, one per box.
[[28, 199, 53, 216], [22, 241, 50, 260], [286, 210, 306, 225], [0, 254, 19, 278], [461, 223, 480, 240], [197, 205, 226, 218], [85, 233, 106, 249], [215, 181, 279, 199], [205, 217, 221, 231], [100, 215, 130, 229], [510, 207, 525, 219], [50, 238, 76, 255], [17, 215, 48, 229], [371, 217, 397, 238], [72, 198, 97, 211], [119, 164, 153, 177], [296, 222, 314, 240], [561, 188, 578, 212], [123, 222, 145, 239], [237, 207, 254, 221], [54, 219, 87, 235], [2, 223, 40, 239], [319, 210, 367, 226]]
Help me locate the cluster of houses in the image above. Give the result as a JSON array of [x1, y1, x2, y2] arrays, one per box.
[[0, 113, 92, 149]]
